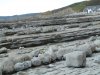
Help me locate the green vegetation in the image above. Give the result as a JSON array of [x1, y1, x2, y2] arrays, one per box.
[[69, 0, 100, 12], [69, 1, 87, 12]]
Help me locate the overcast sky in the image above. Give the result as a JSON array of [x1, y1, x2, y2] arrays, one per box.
[[0, 0, 85, 16]]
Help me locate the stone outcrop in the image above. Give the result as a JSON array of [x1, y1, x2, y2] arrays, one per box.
[[0, 13, 100, 49]]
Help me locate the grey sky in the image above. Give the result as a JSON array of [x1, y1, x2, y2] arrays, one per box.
[[0, 0, 85, 16]]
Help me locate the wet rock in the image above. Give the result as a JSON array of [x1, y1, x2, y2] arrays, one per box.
[[64, 51, 86, 68], [14, 61, 32, 72]]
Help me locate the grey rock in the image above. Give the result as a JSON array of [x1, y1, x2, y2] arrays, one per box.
[[30, 50, 40, 57], [46, 47, 57, 61], [2, 58, 15, 74], [47, 64, 55, 68], [0, 47, 8, 54], [64, 51, 86, 68], [0, 54, 8, 58], [31, 57, 41, 66], [38, 54, 51, 64], [13, 54, 32, 64], [94, 55, 100, 64], [76, 43, 92, 57], [14, 61, 32, 71], [94, 40, 100, 47], [95, 47, 100, 52], [56, 46, 76, 60]]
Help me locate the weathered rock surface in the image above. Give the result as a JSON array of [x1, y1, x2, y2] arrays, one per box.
[[2, 58, 15, 74], [14, 61, 32, 72], [1, 12, 100, 75], [1, 13, 100, 49], [76, 43, 93, 56], [64, 51, 86, 67], [94, 40, 100, 47], [31, 57, 41, 66], [0, 47, 8, 54]]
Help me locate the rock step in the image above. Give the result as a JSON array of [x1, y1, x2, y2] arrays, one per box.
[[1, 21, 100, 37], [0, 27, 100, 49], [0, 15, 100, 29]]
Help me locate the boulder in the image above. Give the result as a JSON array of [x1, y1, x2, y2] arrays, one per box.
[[31, 57, 41, 66], [0, 54, 8, 58], [56, 46, 76, 60], [94, 40, 100, 47], [64, 51, 86, 68], [30, 50, 40, 57], [76, 43, 92, 57], [46, 47, 57, 62], [95, 47, 100, 52], [94, 55, 100, 64], [0, 47, 8, 54], [13, 54, 32, 63], [88, 42, 96, 52], [38, 54, 51, 65], [14, 61, 32, 71], [2, 58, 15, 74]]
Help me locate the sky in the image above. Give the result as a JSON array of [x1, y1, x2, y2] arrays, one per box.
[[0, 0, 85, 16]]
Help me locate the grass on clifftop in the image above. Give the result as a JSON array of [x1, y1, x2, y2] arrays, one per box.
[[69, 1, 87, 12], [69, 0, 100, 12]]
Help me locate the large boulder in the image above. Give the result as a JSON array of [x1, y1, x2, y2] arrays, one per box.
[[56, 46, 76, 60], [38, 54, 51, 65], [45, 47, 57, 62], [64, 51, 86, 68], [94, 40, 100, 47], [14, 61, 32, 72], [76, 43, 92, 57], [2, 58, 15, 74], [31, 57, 41, 66]]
